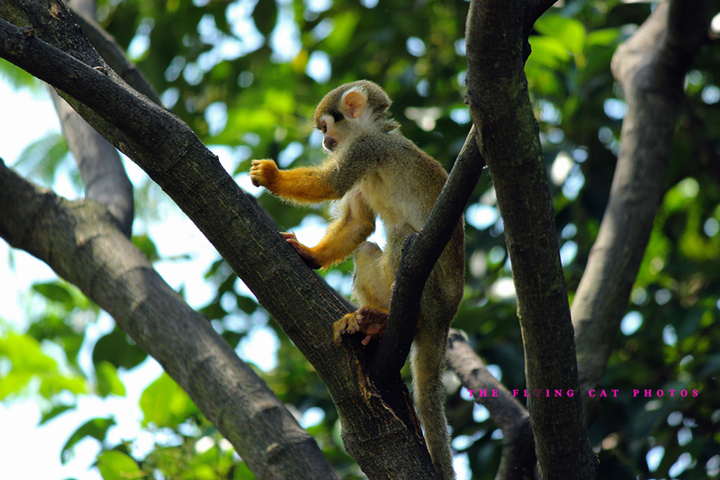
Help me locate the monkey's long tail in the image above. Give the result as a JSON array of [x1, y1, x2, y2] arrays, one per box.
[[411, 327, 455, 480]]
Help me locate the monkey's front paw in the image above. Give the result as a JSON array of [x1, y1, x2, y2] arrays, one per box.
[[249, 159, 279, 188], [282, 232, 322, 269], [333, 307, 389, 346]]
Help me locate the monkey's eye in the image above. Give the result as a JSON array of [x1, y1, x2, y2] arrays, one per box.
[[321, 122, 328, 134]]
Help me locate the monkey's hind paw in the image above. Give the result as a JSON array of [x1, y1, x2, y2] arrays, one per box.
[[333, 307, 389, 346]]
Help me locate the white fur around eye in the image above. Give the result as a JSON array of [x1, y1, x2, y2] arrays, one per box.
[[319, 114, 334, 132]]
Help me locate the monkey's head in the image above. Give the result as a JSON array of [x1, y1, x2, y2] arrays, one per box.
[[313, 80, 399, 152]]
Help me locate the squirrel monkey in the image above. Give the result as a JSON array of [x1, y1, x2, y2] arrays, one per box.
[[250, 80, 464, 480]]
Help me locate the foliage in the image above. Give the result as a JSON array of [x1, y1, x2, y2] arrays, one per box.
[[1, 0, 720, 478]]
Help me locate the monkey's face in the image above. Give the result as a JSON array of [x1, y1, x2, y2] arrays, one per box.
[[316, 113, 341, 152]]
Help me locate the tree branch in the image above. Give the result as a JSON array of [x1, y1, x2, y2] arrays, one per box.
[[446, 330, 535, 480], [69, 6, 163, 105], [50, 87, 135, 237], [0, 160, 336, 479], [572, 0, 710, 421], [465, 0, 595, 477]]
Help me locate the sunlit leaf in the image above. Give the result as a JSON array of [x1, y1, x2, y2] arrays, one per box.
[[322, 11, 360, 55], [39, 373, 87, 398], [140, 373, 197, 428], [528, 36, 571, 69], [534, 14, 586, 56], [97, 450, 142, 480], [0, 370, 34, 399], [586, 28, 620, 47]]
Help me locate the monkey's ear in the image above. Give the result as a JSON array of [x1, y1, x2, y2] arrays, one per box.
[[342, 89, 367, 119]]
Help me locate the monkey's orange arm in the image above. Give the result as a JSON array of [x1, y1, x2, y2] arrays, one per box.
[[250, 160, 340, 203]]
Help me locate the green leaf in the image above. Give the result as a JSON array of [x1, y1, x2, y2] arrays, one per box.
[[0, 370, 34, 399], [13, 133, 69, 185], [233, 461, 255, 480], [39, 373, 87, 398], [40, 404, 76, 425], [237, 295, 258, 314], [132, 234, 160, 262], [322, 11, 361, 55], [92, 327, 148, 371], [32, 282, 74, 308], [586, 28, 620, 47], [97, 450, 142, 480], [140, 373, 197, 428], [96, 361, 127, 398], [0, 60, 43, 90], [0, 332, 86, 399], [61, 417, 115, 464], [252, 0, 277, 38], [0, 332, 57, 372], [191, 464, 216, 480], [528, 36, 571, 69], [534, 14, 586, 56]]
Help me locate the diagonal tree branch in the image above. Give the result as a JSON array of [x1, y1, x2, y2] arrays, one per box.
[[69, 6, 163, 105]]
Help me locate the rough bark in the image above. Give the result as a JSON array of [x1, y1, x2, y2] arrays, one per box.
[[572, 0, 710, 421], [465, 0, 595, 478]]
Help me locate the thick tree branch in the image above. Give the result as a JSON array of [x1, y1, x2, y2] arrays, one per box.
[[69, 6, 162, 105], [465, 0, 594, 478], [0, 160, 336, 479], [572, 0, 709, 421]]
